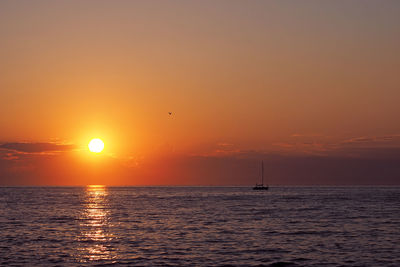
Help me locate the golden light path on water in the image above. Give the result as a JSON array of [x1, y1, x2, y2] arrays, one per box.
[[77, 185, 116, 263]]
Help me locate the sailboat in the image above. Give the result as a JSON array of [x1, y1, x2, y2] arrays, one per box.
[[253, 160, 269, 190]]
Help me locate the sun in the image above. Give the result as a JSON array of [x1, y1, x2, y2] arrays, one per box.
[[88, 138, 104, 153]]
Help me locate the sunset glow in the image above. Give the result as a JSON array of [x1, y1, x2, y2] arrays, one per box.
[[0, 1, 399, 186]]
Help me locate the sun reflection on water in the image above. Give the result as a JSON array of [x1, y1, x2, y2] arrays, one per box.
[[77, 185, 116, 263]]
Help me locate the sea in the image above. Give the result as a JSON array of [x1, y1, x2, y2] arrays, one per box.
[[0, 186, 399, 266]]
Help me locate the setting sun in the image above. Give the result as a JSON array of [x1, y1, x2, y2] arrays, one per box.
[[88, 138, 104, 153]]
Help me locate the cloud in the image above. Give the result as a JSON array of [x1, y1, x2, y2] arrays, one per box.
[[1, 138, 400, 186], [0, 142, 76, 154], [1, 144, 400, 186], [126, 148, 400, 186], [342, 135, 400, 145], [213, 142, 240, 155], [291, 133, 325, 138], [272, 142, 294, 148], [269, 134, 400, 157]]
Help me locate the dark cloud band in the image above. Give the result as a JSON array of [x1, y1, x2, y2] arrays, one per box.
[[0, 142, 75, 153]]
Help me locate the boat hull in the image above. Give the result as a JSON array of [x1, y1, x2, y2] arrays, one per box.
[[253, 186, 269, 190]]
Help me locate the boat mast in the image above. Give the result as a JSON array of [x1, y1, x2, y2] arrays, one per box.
[[261, 161, 264, 186]]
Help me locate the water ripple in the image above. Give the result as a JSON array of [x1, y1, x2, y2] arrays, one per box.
[[0, 186, 399, 266]]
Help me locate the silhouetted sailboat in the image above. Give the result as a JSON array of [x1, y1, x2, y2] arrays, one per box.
[[253, 161, 269, 190]]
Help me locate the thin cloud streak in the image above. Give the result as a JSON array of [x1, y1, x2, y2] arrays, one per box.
[[0, 142, 76, 154]]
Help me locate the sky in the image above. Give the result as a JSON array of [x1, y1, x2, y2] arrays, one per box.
[[1, 0, 399, 185]]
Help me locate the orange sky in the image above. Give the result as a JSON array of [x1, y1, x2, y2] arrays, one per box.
[[1, 1, 400, 185]]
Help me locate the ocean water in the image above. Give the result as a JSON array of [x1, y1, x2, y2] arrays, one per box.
[[0, 186, 399, 266]]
